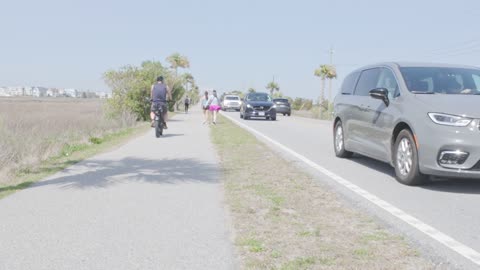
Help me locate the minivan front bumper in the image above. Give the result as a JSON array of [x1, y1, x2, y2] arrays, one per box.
[[416, 120, 480, 178]]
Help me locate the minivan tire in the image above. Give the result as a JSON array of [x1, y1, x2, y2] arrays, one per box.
[[334, 120, 353, 158], [393, 129, 426, 186]]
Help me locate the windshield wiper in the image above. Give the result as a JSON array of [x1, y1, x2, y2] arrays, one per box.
[[411, 91, 435, 94]]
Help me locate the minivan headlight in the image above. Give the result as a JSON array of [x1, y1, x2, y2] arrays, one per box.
[[428, 113, 472, 127], [246, 104, 252, 108]]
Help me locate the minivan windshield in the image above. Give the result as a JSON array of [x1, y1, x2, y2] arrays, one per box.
[[400, 67, 480, 95], [247, 93, 272, 101]]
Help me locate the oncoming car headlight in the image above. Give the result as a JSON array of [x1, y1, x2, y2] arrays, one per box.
[[428, 113, 473, 127], [246, 104, 252, 108]]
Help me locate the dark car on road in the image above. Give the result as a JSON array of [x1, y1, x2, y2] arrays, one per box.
[[333, 62, 480, 186], [273, 98, 291, 116], [240, 92, 276, 120]]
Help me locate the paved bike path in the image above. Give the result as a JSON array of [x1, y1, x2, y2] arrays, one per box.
[[0, 109, 235, 270]]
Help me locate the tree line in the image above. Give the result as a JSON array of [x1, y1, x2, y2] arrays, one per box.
[[104, 53, 337, 121], [103, 53, 198, 121]]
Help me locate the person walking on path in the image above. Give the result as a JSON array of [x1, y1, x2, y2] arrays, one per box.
[[201, 91, 210, 124], [208, 90, 221, 125], [184, 96, 190, 114], [150, 76, 172, 129]]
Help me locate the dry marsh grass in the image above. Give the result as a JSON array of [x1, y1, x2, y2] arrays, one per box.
[[212, 115, 441, 270], [0, 97, 136, 186]]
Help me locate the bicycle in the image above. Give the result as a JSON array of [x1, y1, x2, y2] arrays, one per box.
[[152, 102, 165, 138]]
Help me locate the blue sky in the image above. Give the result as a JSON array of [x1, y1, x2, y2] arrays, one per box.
[[1, 0, 480, 99]]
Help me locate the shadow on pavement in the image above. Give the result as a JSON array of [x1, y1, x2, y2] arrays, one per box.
[[420, 178, 480, 194], [165, 118, 183, 122], [349, 154, 480, 194], [162, 133, 184, 138], [349, 154, 396, 178], [243, 118, 279, 122], [28, 157, 218, 190]]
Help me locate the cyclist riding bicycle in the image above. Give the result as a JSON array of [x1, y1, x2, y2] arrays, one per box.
[[150, 76, 172, 129]]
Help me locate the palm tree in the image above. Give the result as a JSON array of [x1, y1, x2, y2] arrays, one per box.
[[314, 65, 329, 104], [183, 73, 194, 92], [166, 53, 190, 76], [266, 81, 279, 95], [181, 73, 195, 109]]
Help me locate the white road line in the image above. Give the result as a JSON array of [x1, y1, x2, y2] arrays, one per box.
[[221, 112, 480, 266]]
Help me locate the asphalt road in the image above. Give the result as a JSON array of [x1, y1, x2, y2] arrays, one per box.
[[0, 110, 235, 270], [222, 111, 480, 270]]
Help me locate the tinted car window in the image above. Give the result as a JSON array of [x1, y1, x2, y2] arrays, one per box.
[[400, 67, 480, 94], [376, 68, 399, 99], [273, 99, 289, 103], [226, 96, 239, 100], [354, 68, 381, 96], [341, 71, 360, 94]]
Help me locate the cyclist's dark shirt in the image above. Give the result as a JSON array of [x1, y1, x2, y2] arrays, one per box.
[[152, 83, 167, 104]]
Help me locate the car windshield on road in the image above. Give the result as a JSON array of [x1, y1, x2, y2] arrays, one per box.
[[400, 67, 480, 95], [247, 93, 272, 102], [225, 96, 239, 100], [274, 99, 289, 103]]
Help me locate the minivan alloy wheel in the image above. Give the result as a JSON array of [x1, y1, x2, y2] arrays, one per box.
[[396, 138, 413, 176], [333, 120, 353, 158], [335, 125, 344, 153]]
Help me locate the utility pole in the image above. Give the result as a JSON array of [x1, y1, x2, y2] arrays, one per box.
[[271, 75, 275, 96], [329, 46, 334, 65], [328, 46, 335, 102]]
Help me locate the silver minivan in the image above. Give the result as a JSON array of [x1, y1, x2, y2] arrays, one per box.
[[333, 62, 480, 185]]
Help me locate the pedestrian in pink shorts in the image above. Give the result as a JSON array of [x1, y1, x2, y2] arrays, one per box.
[[207, 90, 221, 125]]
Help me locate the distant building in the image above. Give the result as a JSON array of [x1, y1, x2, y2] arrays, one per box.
[[0, 86, 105, 98], [8, 87, 24, 96], [23, 86, 33, 96], [32, 87, 47, 97], [97, 92, 108, 99], [0, 87, 9, 96], [64, 88, 77, 98], [46, 88, 59, 97]]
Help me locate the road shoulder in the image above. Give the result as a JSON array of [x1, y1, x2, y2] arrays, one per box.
[[212, 114, 439, 269]]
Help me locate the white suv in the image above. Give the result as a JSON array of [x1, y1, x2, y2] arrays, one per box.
[[222, 95, 241, 111]]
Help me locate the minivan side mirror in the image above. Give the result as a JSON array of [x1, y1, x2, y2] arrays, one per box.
[[369, 88, 390, 106]]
